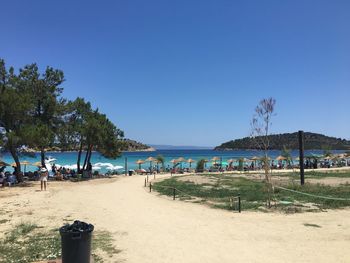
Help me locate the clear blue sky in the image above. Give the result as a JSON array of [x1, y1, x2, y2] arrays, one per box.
[[1, 0, 349, 146]]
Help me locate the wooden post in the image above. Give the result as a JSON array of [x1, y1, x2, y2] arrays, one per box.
[[173, 188, 176, 200], [238, 194, 241, 213], [144, 178, 146, 187], [125, 157, 128, 176], [298, 130, 305, 185], [149, 182, 152, 192], [147, 175, 149, 183], [154, 173, 155, 180]]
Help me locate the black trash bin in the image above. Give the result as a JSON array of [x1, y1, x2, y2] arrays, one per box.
[[128, 170, 133, 176], [59, 220, 94, 263]]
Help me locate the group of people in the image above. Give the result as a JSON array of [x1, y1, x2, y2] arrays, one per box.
[[51, 164, 77, 180], [0, 166, 48, 191]]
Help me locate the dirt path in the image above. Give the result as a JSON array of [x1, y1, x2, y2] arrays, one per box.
[[1, 175, 350, 263]]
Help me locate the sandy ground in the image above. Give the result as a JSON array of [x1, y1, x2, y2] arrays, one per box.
[[1, 174, 350, 263]]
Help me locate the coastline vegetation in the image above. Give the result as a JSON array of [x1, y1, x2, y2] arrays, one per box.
[[0, 58, 125, 178], [153, 173, 350, 212]]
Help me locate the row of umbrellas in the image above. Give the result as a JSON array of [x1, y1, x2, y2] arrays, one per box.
[[135, 153, 350, 169], [0, 160, 43, 173], [2, 153, 349, 171]]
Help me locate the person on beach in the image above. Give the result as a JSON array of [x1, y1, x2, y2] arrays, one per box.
[[40, 167, 48, 191]]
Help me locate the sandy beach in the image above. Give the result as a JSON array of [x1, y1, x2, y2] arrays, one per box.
[[1, 174, 350, 263]]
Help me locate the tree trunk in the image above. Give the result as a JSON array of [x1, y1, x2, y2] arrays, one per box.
[[77, 141, 83, 173], [87, 145, 93, 166], [40, 147, 46, 168], [9, 147, 22, 182], [87, 145, 93, 178], [82, 144, 91, 171]]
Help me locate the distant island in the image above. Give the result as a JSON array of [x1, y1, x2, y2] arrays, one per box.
[[215, 132, 350, 150], [121, 139, 155, 152], [149, 144, 213, 150]]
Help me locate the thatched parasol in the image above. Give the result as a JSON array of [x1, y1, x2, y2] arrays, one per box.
[[0, 161, 11, 167], [32, 161, 42, 167], [145, 157, 156, 170], [187, 158, 196, 168], [211, 157, 220, 164], [11, 161, 32, 172], [176, 157, 186, 168], [276, 155, 287, 161], [135, 159, 145, 169], [250, 156, 260, 161]]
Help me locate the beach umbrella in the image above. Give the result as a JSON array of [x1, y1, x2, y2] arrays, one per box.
[[187, 158, 196, 168], [32, 161, 42, 167], [276, 156, 287, 161], [145, 157, 156, 170], [135, 159, 145, 169], [211, 157, 220, 164], [21, 161, 30, 173], [170, 159, 178, 168], [176, 157, 186, 168], [337, 153, 346, 159], [0, 161, 10, 167], [11, 161, 31, 172]]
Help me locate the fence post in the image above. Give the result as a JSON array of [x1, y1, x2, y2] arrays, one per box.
[[238, 194, 241, 213], [173, 188, 176, 200], [144, 178, 146, 187], [147, 175, 149, 183], [149, 182, 152, 192], [154, 173, 156, 180]]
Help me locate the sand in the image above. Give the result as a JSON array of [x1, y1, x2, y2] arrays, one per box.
[[1, 174, 350, 263]]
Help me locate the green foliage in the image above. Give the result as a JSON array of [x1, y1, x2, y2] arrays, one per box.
[[215, 132, 350, 150], [238, 158, 244, 171], [0, 58, 125, 173], [196, 159, 206, 172], [156, 155, 165, 169], [153, 174, 350, 212]]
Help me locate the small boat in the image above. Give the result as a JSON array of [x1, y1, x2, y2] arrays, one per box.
[[45, 156, 57, 163]]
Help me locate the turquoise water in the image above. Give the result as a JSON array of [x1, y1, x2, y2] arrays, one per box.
[[0, 149, 344, 173]]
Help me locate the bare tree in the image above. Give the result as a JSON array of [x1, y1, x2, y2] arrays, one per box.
[[251, 97, 276, 207]]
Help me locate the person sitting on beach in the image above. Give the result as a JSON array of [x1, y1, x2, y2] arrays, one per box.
[[0, 172, 5, 187], [7, 174, 17, 186], [39, 167, 48, 191]]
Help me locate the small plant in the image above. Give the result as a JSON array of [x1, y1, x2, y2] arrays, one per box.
[[196, 159, 206, 172]]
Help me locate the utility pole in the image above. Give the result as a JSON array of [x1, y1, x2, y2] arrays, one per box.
[[298, 130, 305, 185]]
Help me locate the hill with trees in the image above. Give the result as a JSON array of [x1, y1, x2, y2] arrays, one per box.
[[215, 132, 350, 150]]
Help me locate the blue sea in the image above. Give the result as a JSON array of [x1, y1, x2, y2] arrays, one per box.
[[0, 149, 345, 173]]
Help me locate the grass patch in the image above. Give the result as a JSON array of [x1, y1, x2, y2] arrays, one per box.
[[304, 171, 350, 178], [0, 219, 9, 224], [153, 174, 350, 212], [0, 222, 120, 263], [92, 231, 121, 262]]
